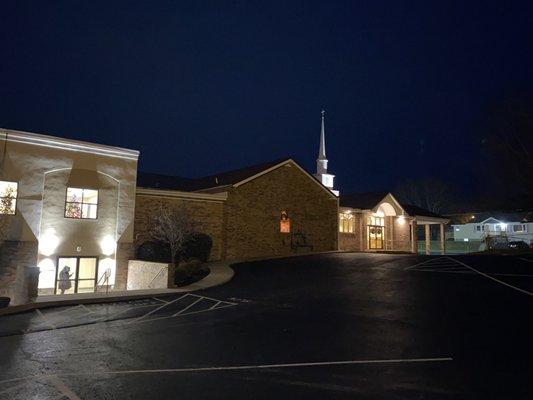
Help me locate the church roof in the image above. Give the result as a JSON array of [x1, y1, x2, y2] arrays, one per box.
[[138, 158, 291, 192], [340, 192, 445, 219], [340, 191, 389, 209]]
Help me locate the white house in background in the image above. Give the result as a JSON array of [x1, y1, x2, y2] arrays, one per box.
[[451, 213, 533, 245]]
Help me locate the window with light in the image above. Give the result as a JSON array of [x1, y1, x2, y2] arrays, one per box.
[[0, 181, 17, 215], [65, 188, 98, 219], [339, 213, 355, 233]]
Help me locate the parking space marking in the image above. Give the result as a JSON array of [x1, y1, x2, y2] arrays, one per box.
[[0, 357, 453, 386], [405, 257, 472, 273], [128, 293, 238, 325], [520, 257, 533, 263], [153, 297, 169, 303], [35, 309, 56, 330], [126, 294, 189, 324], [449, 257, 533, 297]]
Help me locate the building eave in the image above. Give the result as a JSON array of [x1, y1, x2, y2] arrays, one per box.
[[1, 128, 140, 161], [136, 187, 228, 202]]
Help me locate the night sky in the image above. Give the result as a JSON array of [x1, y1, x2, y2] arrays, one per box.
[[2, 1, 533, 196]]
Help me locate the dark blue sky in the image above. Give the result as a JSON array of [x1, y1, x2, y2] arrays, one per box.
[[2, 1, 532, 195]]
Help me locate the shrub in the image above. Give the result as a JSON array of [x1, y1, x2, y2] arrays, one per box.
[[135, 241, 171, 263], [179, 233, 213, 262], [174, 259, 210, 286], [0, 297, 10, 309]]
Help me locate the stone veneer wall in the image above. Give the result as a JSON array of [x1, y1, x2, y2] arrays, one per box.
[[134, 195, 225, 262], [0, 241, 38, 304], [223, 163, 338, 260], [115, 242, 135, 290]]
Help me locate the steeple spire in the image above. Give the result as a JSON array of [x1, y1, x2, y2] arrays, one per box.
[[314, 109, 338, 195], [318, 110, 326, 160]]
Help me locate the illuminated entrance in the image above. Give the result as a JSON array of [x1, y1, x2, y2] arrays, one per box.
[[368, 215, 385, 249], [55, 257, 98, 294]]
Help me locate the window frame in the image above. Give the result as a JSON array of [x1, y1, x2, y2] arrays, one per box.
[[0, 180, 18, 216], [64, 187, 99, 220]]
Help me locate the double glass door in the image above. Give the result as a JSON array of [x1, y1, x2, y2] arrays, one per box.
[[368, 216, 385, 250], [56, 257, 98, 294]]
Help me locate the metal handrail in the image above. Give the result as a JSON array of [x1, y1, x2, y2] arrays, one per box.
[[148, 266, 167, 289], [96, 268, 111, 294]]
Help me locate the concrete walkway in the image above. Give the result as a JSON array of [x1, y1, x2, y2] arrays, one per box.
[[0, 261, 234, 316]]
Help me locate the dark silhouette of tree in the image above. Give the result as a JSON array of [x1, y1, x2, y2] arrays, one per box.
[[483, 97, 533, 206], [394, 177, 452, 214]]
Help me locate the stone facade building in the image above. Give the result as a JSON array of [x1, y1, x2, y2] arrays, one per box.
[[1, 116, 447, 303], [0, 129, 138, 303]]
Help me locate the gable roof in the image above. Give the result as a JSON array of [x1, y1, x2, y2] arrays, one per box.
[[340, 192, 447, 220], [340, 191, 389, 209], [138, 158, 337, 198], [138, 158, 289, 192]]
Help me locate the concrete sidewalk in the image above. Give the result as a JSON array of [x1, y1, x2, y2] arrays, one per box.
[[0, 261, 234, 316]]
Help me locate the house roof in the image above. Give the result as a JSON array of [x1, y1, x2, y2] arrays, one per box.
[[447, 211, 532, 225], [138, 158, 293, 192]]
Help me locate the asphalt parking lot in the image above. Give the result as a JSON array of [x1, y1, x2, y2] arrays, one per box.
[[0, 252, 532, 399]]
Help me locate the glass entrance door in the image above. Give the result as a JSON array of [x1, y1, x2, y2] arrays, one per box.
[[368, 215, 385, 250], [56, 257, 98, 294]]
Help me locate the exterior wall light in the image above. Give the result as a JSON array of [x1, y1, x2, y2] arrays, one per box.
[[100, 235, 117, 256], [39, 229, 59, 256], [398, 215, 405, 225]]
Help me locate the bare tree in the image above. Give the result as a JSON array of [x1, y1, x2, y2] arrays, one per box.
[[483, 97, 533, 203], [395, 177, 452, 214], [149, 204, 194, 264]]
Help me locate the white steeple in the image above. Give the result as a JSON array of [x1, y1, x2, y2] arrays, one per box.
[[314, 110, 339, 196]]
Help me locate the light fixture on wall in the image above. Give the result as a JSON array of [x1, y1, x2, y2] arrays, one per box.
[[39, 229, 59, 256], [398, 215, 405, 225], [100, 235, 117, 256]]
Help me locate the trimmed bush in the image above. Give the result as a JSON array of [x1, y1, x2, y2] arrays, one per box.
[[135, 241, 171, 263], [0, 297, 10, 309], [174, 259, 210, 286], [180, 233, 213, 262]]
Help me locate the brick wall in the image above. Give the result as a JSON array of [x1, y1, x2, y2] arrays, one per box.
[[0, 241, 38, 303], [339, 213, 362, 251], [223, 162, 338, 260], [392, 216, 412, 252], [133, 195, 225, 262]]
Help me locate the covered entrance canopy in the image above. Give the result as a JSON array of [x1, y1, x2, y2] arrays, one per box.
[[339, 192, 449, 254]]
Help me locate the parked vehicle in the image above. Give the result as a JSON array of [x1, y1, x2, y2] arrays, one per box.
[[508, 241, 529, 249]]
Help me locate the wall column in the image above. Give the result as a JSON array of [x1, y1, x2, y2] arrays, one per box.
[[440, 223, 446, 255], [410, 220, 418, 254], [425, 224, 431, 255]]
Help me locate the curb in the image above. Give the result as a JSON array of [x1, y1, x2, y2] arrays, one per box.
[[0, 262, 235, 316]]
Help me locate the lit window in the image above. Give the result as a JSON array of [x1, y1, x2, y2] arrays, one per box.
[[65, 188, 98, 219], [513, 224, 526, 233], [280, 211, 290, 233], [368, 215, 384, 226], [0, 181, 17, 215], [339, 213, 355, 233]]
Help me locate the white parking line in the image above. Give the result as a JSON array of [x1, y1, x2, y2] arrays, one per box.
[[0, 357, 453, 385], [126, 294, 189, 324], [449, 257, 533, 297], [35, 309, 56, 329], [520, 257, 533, 263]]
